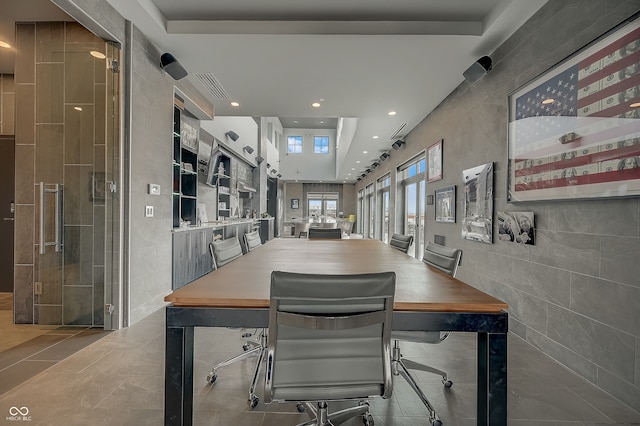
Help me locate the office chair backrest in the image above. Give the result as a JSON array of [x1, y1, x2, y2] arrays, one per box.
[[243, 230, 262, 252], [210, 236, 243, 269], [422, 242, 462, 277], [265, 271, 396, 403], [308, 228, 342, 239], [389, 233, 413, 253]]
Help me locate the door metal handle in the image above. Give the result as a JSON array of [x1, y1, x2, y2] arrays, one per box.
[[3, 217, 14, 221]]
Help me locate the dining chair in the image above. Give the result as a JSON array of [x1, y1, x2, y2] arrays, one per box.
[[207, 235, 265, 408], [391, 242, 462, 426], [265, 271, 396, 426]]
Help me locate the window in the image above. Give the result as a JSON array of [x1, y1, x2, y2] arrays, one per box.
[[287, 136, 303, 153], [307, 192, 339, 219], [377, 174, 391, 243], [314, 136, 329, 154]]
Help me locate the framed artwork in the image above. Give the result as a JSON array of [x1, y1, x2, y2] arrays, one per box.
[[462, 162, 493, 243], [498, 211, 535, 245], [507, 13, 640, 202], [434, 185, 455, 223], [427, 139, 443, 182], [291, 198, 299, 209]]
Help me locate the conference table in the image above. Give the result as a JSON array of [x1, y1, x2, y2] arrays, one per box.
[[164, 238, 509, 426]]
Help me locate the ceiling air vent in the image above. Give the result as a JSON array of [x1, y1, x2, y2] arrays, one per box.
[[388, 122, 407, 141], [193, 73, 230, 100]]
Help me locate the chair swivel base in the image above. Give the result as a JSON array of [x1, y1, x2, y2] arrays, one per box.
[[206, 329, 266, 409], [391, 344, 451, 426], [296, 401, 374, 426]]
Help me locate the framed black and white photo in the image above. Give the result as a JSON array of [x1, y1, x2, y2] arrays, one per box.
[[291, 198, 299, 209], [462, 162, 493, 243], [498, 211, 535, 245], [507, 14, 640, 202], [435, 185, 455, 223], [427, 139, 443, 182]]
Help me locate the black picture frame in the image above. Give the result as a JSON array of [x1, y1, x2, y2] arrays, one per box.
[[434, 185, 455, 223]]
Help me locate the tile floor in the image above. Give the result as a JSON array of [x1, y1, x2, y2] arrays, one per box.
[[1, 302, 639, 425]]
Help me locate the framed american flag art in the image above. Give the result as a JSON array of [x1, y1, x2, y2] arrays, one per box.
[[507, 13, 640, 202]]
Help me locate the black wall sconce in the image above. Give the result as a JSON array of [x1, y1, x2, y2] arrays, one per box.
[[225, 131, 240, 141], [160, 52, 188, 80], [391, 139, 405, 150], [255, 156, 264, 164], [463, 55, 492, 84], [243, 145, 254, 154]]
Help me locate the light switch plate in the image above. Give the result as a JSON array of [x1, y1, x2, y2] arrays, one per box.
[[148, 184, 161, 195], [145, 205, 154, 217]]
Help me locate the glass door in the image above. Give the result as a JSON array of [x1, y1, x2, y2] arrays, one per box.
[[36, 38, 120, 328], [400, 156, 426, 258]]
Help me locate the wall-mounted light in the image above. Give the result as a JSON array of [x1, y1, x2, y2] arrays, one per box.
[[271, 169, 277, 174], [391, 139, 405, 150], [380, 152, 390, 161], [225, 131, 239, 141], [371, 161, 379, 169], [266, 163, 271, 169], [243, 145, 254, 154], [256, 156, 264, 164], [277, 174, 282, 178], [160, 52, 188, 80], [463, 55, 492, 84]]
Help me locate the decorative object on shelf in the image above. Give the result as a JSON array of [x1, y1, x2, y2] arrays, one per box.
[[427, 139, 443, 182], [498, 211, 535, 245], [507, 14, 640, 202], [462, 162, 493, 244], [261, 212, 271, 218], [217, 163, 225, 176], [434, 185, 455, 223]]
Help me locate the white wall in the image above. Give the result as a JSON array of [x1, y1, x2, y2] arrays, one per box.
[[200, 117, 259, 166], [279, 128, 337, 181]]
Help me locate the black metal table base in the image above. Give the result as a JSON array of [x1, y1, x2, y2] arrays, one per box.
[[164, 306, 508, 426]]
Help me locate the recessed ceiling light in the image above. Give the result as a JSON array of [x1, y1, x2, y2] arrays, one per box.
[[356, 160, 361, 164], [312, 102, 321, 108], [372, 135, 379, 139], [388, 111, 397, 116], [320, 120, 324, 124], [230, 101, 239, 107], [363, 151, 368, 154], [0, 41, 11, 49], [631, 102, 640, 108], [541, 98, 554, 105], [74, 106, 83, 111], [351, 168, 355, 170], [90, 50, 106, 59]]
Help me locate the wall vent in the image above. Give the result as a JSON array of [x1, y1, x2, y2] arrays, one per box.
[[388, 122, 407, 141], [193, 73, 230, 100]]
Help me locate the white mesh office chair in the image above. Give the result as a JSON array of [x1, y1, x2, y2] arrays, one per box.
[[391, 242, 462, 426], [389, 233, 413, 253], [265, 271, 396, 426], [207, 236, 265, 408]]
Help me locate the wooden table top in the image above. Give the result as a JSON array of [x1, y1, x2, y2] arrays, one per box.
[[164, 238, 508, 313]]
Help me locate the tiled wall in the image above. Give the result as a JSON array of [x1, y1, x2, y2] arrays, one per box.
[[0, 74, 15, 135], [355, 0, 640, 411], [13, 22, 108, 325]]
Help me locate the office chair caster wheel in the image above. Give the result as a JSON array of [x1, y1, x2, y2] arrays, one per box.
[[431, 420, 442, 426], [206, 372, 217, 384], [362, 413, 374, 426], [249, 396, 259, 409], [296, 403, 305, 413]]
